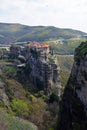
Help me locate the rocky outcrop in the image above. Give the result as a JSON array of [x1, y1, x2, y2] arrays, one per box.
[[57, 42, 87, 130], [72, 43, 87, 110], [28, 50, 61, 96], [0, 80, 9, 106]]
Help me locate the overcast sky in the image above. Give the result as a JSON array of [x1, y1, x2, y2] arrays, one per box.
[[0, 0, 87, 32]]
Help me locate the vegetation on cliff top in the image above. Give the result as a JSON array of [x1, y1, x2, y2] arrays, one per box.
[[75, 41, 87, 60]]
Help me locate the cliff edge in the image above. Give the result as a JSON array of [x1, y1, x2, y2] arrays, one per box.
[[57, 41, 87, 130]]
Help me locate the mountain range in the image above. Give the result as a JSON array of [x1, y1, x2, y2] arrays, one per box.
[[0, 23, 87, 44]]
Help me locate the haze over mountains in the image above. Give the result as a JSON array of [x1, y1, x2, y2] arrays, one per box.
[[0, 23, 87, 44]]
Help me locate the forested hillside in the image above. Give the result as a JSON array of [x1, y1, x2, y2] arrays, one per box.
[[0, 23, 86, 44]]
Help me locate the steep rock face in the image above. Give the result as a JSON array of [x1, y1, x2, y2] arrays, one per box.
[[58, 42, 87, 130], [72, 47, 87, 109], [29, 52, 61, 96]]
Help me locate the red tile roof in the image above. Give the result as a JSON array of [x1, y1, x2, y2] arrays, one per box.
[[41, 44, 49, 48], [25, 42, 49, 48]]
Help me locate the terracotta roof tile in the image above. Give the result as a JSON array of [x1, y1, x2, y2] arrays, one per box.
[[25, 42, 49, 48]]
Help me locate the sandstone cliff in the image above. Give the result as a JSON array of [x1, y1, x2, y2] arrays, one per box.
[[58, 42, 87, 130]]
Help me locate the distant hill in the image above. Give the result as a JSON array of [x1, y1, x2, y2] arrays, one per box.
[[0, 23, 87, 44]]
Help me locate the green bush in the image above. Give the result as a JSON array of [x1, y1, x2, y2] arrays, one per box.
[[0, 110, 37, 130], [48, 128, 54, 130], [49, 93, 59, 103], [11, 99, 29, 117], [75, 41, 87, 60]]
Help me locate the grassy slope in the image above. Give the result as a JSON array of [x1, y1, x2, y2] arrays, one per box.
[[57, 55, 74, 88], [0, 110, 37, 130], [48, 38, 86, 54]]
